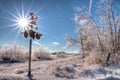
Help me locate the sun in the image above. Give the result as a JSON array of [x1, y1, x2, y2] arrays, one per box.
[[8, 7, 30, 32], [12, 14, 30, 32], [18, 18, 29, 28], [16, 16, 30, 32]]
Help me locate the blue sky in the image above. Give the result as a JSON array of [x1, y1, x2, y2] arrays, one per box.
[[0, 0, 119, 52]]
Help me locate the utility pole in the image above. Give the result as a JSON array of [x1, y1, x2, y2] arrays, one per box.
[[23, 12, 42, 76]]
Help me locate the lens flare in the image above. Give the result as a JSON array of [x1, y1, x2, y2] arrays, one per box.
[[5, 3, 31, 43], [16, 17, 30, 32], [18, 18, 29, 28], [8, 6, 30, 32], [10, 13, 30, 32]]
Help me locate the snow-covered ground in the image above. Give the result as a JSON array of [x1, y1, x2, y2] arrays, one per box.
[[75, 65, 120, 80], [0, 56, 120, 80]]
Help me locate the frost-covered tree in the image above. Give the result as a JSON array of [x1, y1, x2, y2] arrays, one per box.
[[65, 0, 120, 65]]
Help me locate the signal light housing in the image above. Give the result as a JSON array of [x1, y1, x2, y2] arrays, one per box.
[[24, 31, 28, 38], [36, 32, 42, 40], [29, 30, 36, 39]]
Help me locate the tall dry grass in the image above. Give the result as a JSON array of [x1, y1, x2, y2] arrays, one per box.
[[33, 47, 52, 61], [0, 44, 28, 63], [0, 44, 52, 63]]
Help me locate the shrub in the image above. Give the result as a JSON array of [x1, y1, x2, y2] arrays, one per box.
[[56, 52, 67, 58], [55, 65, 75, 79], [33, 47, 52, 61], [0, 44, 27, 63], [84, 52, 106, 66]]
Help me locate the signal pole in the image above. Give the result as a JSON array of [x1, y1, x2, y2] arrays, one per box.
[[23, 12, 42, 76], [28, 38, 32, 76]]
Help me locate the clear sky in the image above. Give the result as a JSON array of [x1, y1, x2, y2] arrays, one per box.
[[0, 0, 119, 52]]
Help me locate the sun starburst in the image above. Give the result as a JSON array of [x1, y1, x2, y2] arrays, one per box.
[[5, 4, 32, 43], [15, 16, 30, 31], [8, 7, 30, 33]]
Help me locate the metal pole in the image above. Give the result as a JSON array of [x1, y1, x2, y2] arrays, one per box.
[[28, 38, 32, 76]]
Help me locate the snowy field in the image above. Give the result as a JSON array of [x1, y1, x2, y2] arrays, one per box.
[[0, 55, 120, 80]]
